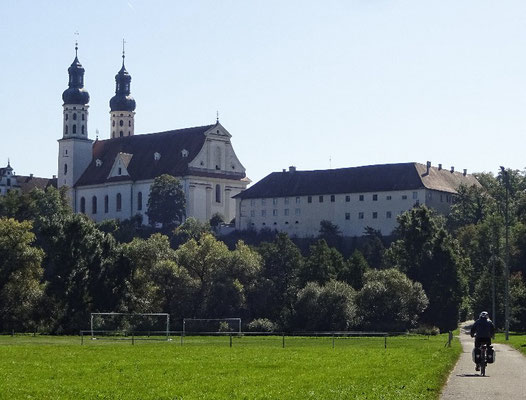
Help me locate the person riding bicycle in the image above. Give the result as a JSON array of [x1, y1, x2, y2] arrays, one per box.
[[470, 311, 495, 371]]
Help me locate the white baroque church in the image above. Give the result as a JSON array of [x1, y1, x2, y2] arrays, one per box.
[[58, 45, 249, 225]]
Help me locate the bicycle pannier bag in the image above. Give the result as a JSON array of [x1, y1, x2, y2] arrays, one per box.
[[487, 347, 495, 363]]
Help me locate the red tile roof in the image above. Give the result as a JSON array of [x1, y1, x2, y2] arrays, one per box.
[[75, 124, 246, 186]]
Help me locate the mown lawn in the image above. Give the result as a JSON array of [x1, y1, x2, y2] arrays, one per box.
[[494, 332, 526, 356], [0, 334, 461, 400]]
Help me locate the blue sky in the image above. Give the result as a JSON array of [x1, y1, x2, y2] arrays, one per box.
[[1, 1, 525, 184]]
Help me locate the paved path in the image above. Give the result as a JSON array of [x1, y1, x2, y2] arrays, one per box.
[[440, 322, 526, 399]]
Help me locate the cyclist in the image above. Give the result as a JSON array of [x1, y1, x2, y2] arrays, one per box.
[[470, 311, 495, 371]]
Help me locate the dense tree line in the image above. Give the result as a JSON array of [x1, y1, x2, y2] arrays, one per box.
[[1, 169, 526, 334]]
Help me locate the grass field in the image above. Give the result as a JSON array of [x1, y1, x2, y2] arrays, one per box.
[[494, 332, 526, 356], [0, 333, 461, 400]]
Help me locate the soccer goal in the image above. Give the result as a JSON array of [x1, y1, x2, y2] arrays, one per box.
[[182, 318, 242, 335], [90, 313, 170, 341]]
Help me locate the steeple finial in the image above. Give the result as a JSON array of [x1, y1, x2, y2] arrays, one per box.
[[122, 38, 126, 66], [7, 158, 10, 168], [74, 31, 79, 57], [216, 110, 219, 123]]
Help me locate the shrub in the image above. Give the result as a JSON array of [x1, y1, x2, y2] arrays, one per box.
[[247, 318, 278, 332]]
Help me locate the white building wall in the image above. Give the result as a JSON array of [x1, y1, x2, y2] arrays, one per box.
[[110, 111, 135, 138], [236, 188, 430, 237], [76, 175, 246, 225]]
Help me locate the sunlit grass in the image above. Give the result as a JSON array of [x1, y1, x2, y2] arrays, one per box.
[[0, 333, 460, 400], [494, 332, 526, 356]]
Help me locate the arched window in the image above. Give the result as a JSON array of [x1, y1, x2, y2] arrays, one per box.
[[82, 114, 85, 121], [65, 125, 69, 134], [112, 120, 115, 127], [80, 197, 86, 213], [119, 131, 123, 137], [65, 114, 69, 121], [64, 163, 67, 175], [81, 125, 85, 135], [104, 195, 109, 213], [215, 184, 221, 203], [120, 120, 124, 127], [73, 113, 77, 120], [72, 124, 77, 134], [137, 192, 142, 211], [129, 120, 131, 127], [116, 193, 122, 212], [92, 196, 97, 214]]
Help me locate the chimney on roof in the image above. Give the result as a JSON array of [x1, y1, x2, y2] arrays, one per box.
[[52, 175, 56, 179], [29, 173, 33, 178], [289, 166, 296, 173], [282, 169, 286, 173], [426, 161, 431, 174], [463, 169, 467, 176], [438, 164, 442, 171], [450, 166, 454, 173]]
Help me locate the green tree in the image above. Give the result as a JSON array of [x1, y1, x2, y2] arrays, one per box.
[[43, 214, 120, 333], [447, 184, 495, 230], [146, 174, 186, 230], [209, 213, 225, 229], [318, 220, 342, 248], [294, 280, 357, 331], [176, 233, 261, 318], [386, 206, 469, 331], [356, 269, 428, 331], [339, 250, 369, 290], [256, 233, 303, 327], [471, 256, 506, 327], [298, 239, 344, 287], [0, 218, 44, 332], [121, 233, 178, 313], [510, 272, 526, 331], [359, 227, 386, 269], [171, 217, 212, 248]]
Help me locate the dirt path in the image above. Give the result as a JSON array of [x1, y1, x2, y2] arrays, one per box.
[[440, 322, 526, 399]]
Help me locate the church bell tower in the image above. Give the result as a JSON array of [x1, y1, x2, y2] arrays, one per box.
[[57, 43, 93, 204], [109, 42, 136, 138]]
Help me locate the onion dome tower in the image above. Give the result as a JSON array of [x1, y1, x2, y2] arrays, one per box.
[[62, 43, 90, 139], [110, 42, 136, 138], [58, 43, 93, 200]]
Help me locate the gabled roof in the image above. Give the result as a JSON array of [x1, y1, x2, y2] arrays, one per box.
[[76, 124, 245, 186], [234, 162, 480, 199], [16, 176, 57, 193]]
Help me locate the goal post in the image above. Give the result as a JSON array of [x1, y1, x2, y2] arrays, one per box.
[[182, 318, 241, 335], [90, 312, 170, 340]]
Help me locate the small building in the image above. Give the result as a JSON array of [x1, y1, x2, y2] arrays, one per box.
[[234, 162, 480, 237], [0, 161, 56, 196]]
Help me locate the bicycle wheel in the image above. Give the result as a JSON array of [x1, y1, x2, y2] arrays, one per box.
[[481, 347, 486, 376]]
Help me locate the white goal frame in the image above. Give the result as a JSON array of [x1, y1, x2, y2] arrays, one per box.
[[90, 312, 170, 340], [182, 318, 241, 335]]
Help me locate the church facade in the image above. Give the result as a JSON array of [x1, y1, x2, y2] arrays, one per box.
[[58, 46, 249, 225]]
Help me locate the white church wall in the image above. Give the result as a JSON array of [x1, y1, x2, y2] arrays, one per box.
[[76, 175, 246, 225]]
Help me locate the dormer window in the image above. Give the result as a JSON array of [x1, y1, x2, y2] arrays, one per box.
[[118, 167, 122, 175], [181, 149, 189, 158], [154, 152, 161, 161], [96, 159, 102, 167]]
